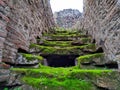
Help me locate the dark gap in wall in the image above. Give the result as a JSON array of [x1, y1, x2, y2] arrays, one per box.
[[94, 47, 104, 53], [18, 48, 29, 53], [42, 54, 79, 67], [92, 39, 96, 43], [94, 61, 118, 69], [4, 61, 39, 67]]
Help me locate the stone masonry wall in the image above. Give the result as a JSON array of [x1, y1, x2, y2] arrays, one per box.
[[0, 0, 55, 64], [82, 0, 120, 63]]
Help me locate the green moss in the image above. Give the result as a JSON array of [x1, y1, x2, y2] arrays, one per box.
[[80, 44, 96, 51], [80, 38, 91, 43], [38, 40, 72, 47], [37, 38, 91, 47], [21, 53, 44, 61], [30, 44, 56, 54], [31, 44, 81, 55], [44, 33, 88, 39], [12, 66, 112, 79], [22, 77, 93, 90], [76, 53, 104, 67], [54, 27, 78, 34], [12, 66, 112, 90], [30, 44, 96, 55]]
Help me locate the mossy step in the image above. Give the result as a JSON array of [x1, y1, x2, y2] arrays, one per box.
[[76, 53, 105, 68], [12, 66, 112, 79], [55, 29, 78, 34], [54, 32, 79, 35], [38, 40, 72, 47], [44, 33, 88, 38], [21, 53, 44, 64], [43, 35, 89, 41], [71, 38, 91, 46], [53, 31, 82, 36], [30, 44, 96, 55], [12, 66, 119, 90], [37, 38, 91, 47]]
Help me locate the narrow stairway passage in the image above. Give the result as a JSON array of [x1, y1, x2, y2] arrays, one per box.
[[12, 28, 120, 90]]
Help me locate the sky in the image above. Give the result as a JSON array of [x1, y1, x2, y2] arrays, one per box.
[[50, 0, 83, 13]]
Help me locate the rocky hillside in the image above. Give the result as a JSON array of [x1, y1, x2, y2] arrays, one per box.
[[54, 9, 82, 28]]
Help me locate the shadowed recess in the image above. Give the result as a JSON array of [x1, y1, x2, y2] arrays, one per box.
[[42, 54, 79, 67], [18, 48, 28, 53]]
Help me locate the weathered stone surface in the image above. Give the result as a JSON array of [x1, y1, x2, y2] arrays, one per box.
[[77, 0, 120, 64], [0, 0, 55, 84], [6, 73, 22, 87], [0, 74, 9, 83], [0, 0, 55, 64], [15, 53, 39, 67], [0, 63, 10, 69]]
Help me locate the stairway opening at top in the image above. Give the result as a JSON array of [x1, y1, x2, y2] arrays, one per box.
[[50, 0, 83, 28]]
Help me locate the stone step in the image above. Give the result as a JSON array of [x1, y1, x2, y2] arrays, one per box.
[[75, 53, 118, 69], [43, 34, 89, 41], [55, 30, 78, 34], [30, 44, 96, 55], [12, 67, 120, 90], [76, 53, 104, 68], [11, 53, 44, 68], [37, 37, 91, 47], [37, 40, 72, 47]]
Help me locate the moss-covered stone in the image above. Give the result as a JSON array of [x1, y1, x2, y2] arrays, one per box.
[[43, 34, 88, 41], [50, 34, 85, 37], [81, 44, 97, 51], [21, 53, 44, 61], [30, 44, 96, 55], [12, 28, 119, 90], [55, 28, 78, 34], [12, 66, 114, 90], [80, 37, 91, 44], [37, 38, 91, 47], [38, 40, 72, 47], [76, 53, 104, 68], [30, 44, 82, 55]]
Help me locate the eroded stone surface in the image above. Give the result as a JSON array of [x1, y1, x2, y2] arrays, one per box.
[[0, 0, 55, 64], [77, 0, 120, 64], [0, 0, 55, 85]]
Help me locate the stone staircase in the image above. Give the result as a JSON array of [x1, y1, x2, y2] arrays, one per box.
[[29, 29, 113, 69], [11, 28, 120, 90]]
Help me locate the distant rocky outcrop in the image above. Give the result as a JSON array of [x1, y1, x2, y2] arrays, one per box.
[[54, 9, 82, 28]]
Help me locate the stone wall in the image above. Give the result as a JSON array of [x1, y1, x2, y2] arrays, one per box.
[[81, 0, 120, 63], [0, 0, 55, 64]]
